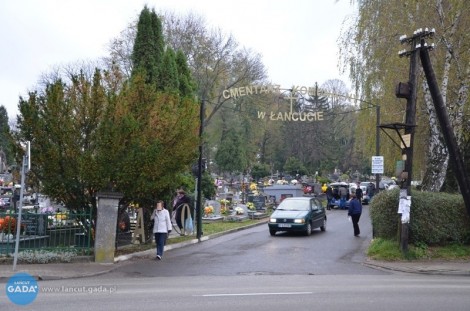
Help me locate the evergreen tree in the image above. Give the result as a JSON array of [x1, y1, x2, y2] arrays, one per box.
[[175, 49, 195, 98], [15, 70, 107, 210], [0, 106, 14, 167], [160, 47, 179, 92], [131, 6, 164, 88], [215, 130, 247, 174]]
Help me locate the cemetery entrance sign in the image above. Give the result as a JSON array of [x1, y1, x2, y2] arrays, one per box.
[[222, 84, 325, 122]]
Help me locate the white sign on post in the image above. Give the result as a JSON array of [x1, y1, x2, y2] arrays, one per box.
[[371, 156, 384, 174]]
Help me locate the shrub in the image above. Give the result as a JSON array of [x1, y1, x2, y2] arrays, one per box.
[[370, 189, 470, 245], [369, 189, 401, 240]]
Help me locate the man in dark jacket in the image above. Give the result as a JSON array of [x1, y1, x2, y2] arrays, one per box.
[[355, 183, 363, 203], [173, 188, 191, 231], [348, 193, 362, 237], [326, 185, 333, 210]]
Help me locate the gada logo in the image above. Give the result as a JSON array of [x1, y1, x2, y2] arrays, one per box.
[[6, 272, 39, 305]]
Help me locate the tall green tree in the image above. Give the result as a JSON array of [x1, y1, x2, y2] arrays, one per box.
[[175, 49, 196, 98], [0, 106, 14, 167], [131, 6, 165, 88], [160, 47, 179, 92], [101, 72, 199, 205], [115, 6, 200, 204], [215, 129, 247, 174], [16, 69, 107, 210]]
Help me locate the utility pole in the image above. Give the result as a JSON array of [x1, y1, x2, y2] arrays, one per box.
[[375, 104, 381, 192], [395, 28, 434, 252]]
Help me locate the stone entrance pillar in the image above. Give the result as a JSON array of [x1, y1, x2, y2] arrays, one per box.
[[95, 191, 123, 263]]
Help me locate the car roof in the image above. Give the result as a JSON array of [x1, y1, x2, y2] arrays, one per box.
[[282, 197, 313, 201]]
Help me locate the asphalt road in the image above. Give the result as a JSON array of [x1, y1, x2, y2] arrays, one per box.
[[5, 273, 470, 311], [111, 204, 380, 277], [3, 205, 470, 310]]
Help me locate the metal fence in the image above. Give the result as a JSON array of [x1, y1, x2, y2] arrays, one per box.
[[0, 208, 93, 256]]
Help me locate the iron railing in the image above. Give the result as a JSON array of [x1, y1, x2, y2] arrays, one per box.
[[0, 208, 93, 256]]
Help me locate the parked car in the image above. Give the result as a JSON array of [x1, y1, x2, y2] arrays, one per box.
[[359, 182, 373, 204], [268, 197, 326, 236]]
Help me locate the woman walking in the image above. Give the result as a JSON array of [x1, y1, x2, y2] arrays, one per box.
[[150, 200, 172, 260]]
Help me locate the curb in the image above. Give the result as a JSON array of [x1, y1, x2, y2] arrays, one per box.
[[363, 259, 470, 276]]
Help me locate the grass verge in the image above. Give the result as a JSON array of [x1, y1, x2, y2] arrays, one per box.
[[367, 238, 470, 261]]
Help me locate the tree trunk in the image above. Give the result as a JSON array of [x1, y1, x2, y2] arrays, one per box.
[[420, 79, 449, 192], [420, 3, 463, 192]]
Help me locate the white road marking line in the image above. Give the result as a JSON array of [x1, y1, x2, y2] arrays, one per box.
[[196, 292, 312, 297]]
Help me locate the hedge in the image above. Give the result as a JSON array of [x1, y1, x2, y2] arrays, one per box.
[[369, 189, 470, 245]]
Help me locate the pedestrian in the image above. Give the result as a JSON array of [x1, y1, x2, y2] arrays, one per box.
[[355, 183, 363, 203], [173, 188, 191, 232], [326, 185, 333, 210], [339, 186, 348, 209], [348, 193, 362, 237], [367, 182, 376, 200], [150, 200, 172, 260]]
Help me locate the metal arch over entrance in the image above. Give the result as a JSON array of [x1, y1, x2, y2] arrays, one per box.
[[222, 84, 327, 122]]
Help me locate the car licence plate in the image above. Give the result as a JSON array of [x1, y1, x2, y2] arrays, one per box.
[[278, 224, 291, 228]]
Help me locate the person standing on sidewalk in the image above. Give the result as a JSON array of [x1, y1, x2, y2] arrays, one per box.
[[150, 200, 172, 260], [348, 193, 362, 237], [173, 188, 191, 232]]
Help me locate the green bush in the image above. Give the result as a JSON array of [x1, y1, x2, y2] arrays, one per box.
[[370, 189, 470, 245], [369, 189, 401, 240]]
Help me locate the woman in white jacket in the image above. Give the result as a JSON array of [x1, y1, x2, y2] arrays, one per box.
[[150, 200, 172, 260]]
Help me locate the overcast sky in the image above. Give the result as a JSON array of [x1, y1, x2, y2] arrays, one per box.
[[0, 0, 356, 120]]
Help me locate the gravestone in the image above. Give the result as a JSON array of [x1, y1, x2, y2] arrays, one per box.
[[248, 195, 266, 210], [22, 213, 46, 235], [205, 200, 220, 215]]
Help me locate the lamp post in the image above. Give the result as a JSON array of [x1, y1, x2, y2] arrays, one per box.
[[196, 97, 205, 241]]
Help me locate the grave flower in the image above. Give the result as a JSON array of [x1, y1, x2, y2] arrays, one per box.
[[204, 205, 214, 217], [220, 206, 230, 215], [235, 207, 244, 215], [246, 202, 256, 211], [219, 199, 230, 207]]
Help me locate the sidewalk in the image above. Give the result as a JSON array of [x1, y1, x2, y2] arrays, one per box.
[[0, 221, 264, 281], [0, 236, 200, 281], [364, 259, 470, 276]]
